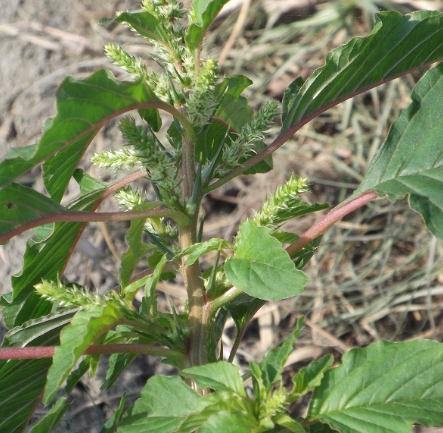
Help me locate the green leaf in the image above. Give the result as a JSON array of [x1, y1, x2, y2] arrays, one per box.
[[0, 69, 163, 202], [119, 375, 201, 433], [289, 355, 334, 400], [0, 311, 74, 433], [282, 77, 303, 124], [1, 176, 108, 328], [282, 11, 443, 133], [355, 62, 443, 239], [225, 293, 265, 332], [100, 393, 126, 433], [43, 303, 123, 404], [197, 76, 273, 176], [194, 411, 258, 433], [182, 361, 246, 396], [142, 254, 168, 316], [0, 183, 66, 243], [308, 340, 443, 433], [175, 392, 257, 433], [186, 0, 231, 51], [0, 359, 51, 433], [261, 317, 304, 389], [28, 397, 70, 433], [306, 423, 338, 433], [173, 238, 231, 266], [120, 206, 158, 289], [274, 415, 307, 433], [225, 220, 308, 301]]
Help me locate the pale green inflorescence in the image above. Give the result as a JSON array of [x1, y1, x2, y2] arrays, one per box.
[[118, 117, 182, 205], [35, 279, 126, 309], [91, 148, 142, 171], [104, 44, 148, 79], [254, 175, 309, 230], [216, 100, 280, 177]]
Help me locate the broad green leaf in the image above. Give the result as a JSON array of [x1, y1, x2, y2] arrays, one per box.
[[289, 354, 334, 401], [261, 317, 304, 389], [175, 392, 257, 433], [308, 340, 443, 433], [0, 311, 74, 433], [182, 361, 246, 396], [355, 62, 443, 239], [173, 238, 231, 265], [100, 393, 126, 433], [195, 411, 258, 433], [43, 303, 123, 404], [0, 183, 66, 243], [119, 375, 200, 433], [0, 69, 164, 201], [274, 415, 307, 433], [0, 359, 51, 433], [224, 220, 308, 301], [186, 0, 231, 51], [28, 397, 70, 433], [282, 11, 443, 133], [1, 175, 108, 328]]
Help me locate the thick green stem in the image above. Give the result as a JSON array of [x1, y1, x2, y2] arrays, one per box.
[[180, 136, 209, 369]]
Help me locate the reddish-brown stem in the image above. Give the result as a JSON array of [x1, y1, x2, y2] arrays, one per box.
[[207, 61, 443, 194], [0, 207, 188, 244], [0, 343, 181, 361], [286, 190, 379, 256]]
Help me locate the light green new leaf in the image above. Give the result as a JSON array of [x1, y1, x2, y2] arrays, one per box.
[[0, 69, 163, 202], [261, 317, 304, 389], [186, 0, 231, 51], [282, 11, 443, 133], [225, 220, 307, 301], [182, 361, 246, 396], [119, 375, 200, 433], [308, 340, 443, 433], [289, 354, 334, 401], [120, 204, 160, 289], [100, 393, 126, 433], [274, 415, 307, 433], [196, 411, 258, 433], [355, 62, 443, 239], [28, 397, 70, 433], [174, 238, 231, 266], [175, 392, 257, 433], [44, 303, 123, 404]]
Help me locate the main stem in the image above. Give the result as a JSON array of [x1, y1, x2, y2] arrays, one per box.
[[180, 136, 209, 369]]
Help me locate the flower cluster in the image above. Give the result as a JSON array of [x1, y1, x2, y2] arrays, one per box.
[[104, 44, 148, 79], [91, 147, 142, 171], [254, 175, 310, 230], [35, 279, 126, 309], [118, 117, 181, 206], [216, 100, 279, 177], [186, 57, 219, 132]]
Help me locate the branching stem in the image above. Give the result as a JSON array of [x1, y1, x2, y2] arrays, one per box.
[[286, 191, 379, 256], [0, 344, 184, 363]]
